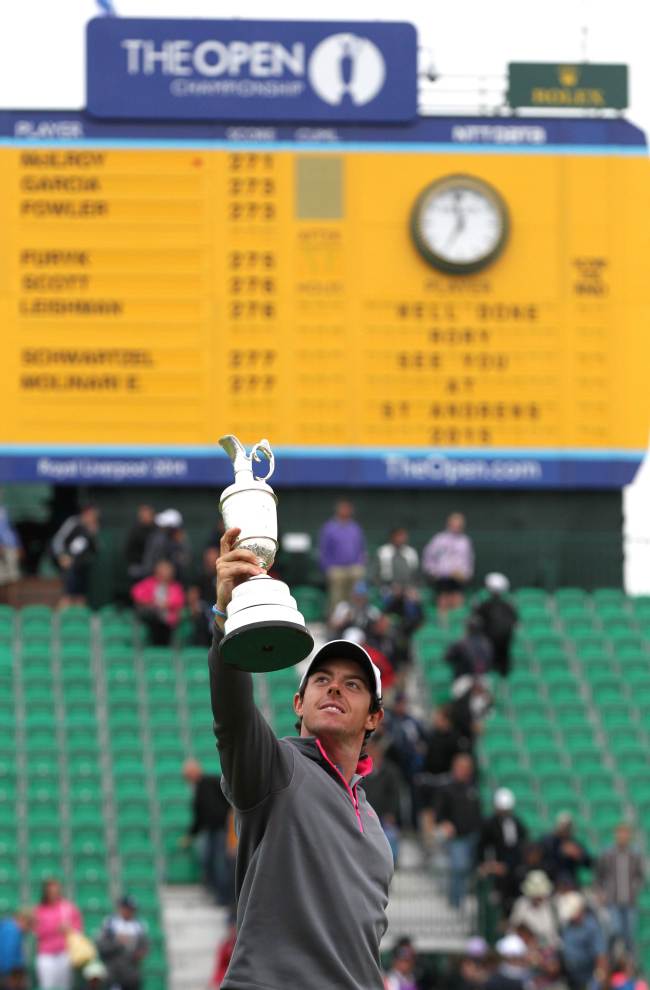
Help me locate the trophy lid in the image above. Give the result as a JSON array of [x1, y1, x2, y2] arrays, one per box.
[[219, 435, 275, 482]]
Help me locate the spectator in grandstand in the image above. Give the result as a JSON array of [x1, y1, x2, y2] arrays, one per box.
[[421, 513, 474, 614], [417, 704, 468, 831], [140, 508, 191, 585], [210, 527, 391, 989], [383, 693, 427, 824], [478, 788, 529, 917], [363, 734, 404, 864], [557, 892, 607, 990], [541, 812, 593, 889], [80, 959, 108, 989], [449, 674, 494, 745], [373, 526, 420, 594], [97, 896, 148, 990], [435, 753, 482, 909], [210, 912, 237, 988], [51, 504, 100, 607], [329, 579, 381, 636], [514, 923, 567, 990], [0, 909, 31, 990], [181, 759, 234, 907], [486, 934, 530, 990], [0, 504, 21, 603], [381, 586, 424, 663], [456, 937, 490, 990], [130, 559, 185, 646], [33, 879, 83, 990], [318, 499, 366, 613], [474, 573, 519, 677], [344, 626, 396, 693], [124, 504, 156, 582], [596, 823, 644, 955], [445, 616, 494, 680], [510, 871, 561, 948], [383, 939, 418, 990], [187, 545, 220, 647], [608, 952, 648, 990], [365, 612, 403, 674]]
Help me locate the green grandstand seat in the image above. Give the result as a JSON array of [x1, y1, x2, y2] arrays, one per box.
[[560, 717, 597, 754], [103, 645, 136, 664], [582, 774, 618, 801], [20, 605, 53, 622], [562, 617, 599, 638], [547, 683, 582, 705], [610, 745, 647, 775], [630, 685, 650, 708], [62, 683, 96, 706], [538, 774, 575, 803], [514, 588, 547, 605], [555, 588, 589, 605], [589, 674, 623, 697], [60, 644, 92, 664], [71, 827, 106, 856], [593, 589, 625, 606], [0, 827, 17, 858], [569, 750, 604, 774], [507, 682, 539, 705], [517, 604, 550, 624]]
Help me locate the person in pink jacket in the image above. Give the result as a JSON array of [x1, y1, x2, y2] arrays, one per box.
[[131, 558, 185, 646], [33, 878, 83, 990]]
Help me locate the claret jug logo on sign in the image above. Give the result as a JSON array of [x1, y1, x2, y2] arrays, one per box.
[[308, 33, 386, 106]]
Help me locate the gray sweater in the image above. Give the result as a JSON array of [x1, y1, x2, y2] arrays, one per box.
[[208, 637, 393, 990]]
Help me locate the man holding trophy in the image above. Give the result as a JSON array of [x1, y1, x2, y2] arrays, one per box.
[[209, 437, 393, 989]]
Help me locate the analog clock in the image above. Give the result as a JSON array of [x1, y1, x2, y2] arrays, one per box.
[[410, 174, 509, 274]]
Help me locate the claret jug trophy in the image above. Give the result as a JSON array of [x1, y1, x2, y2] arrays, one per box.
[[217, 435, 314, 671]]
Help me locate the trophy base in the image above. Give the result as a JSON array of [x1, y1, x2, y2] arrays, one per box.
[[219, 620, 315, 672]]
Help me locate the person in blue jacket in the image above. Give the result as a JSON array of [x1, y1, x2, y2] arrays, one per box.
[[0, 910, 31, 990]]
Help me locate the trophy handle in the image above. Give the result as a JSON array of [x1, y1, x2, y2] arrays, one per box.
[[251, 440, 275, 482], [219, 435, 251, 475]]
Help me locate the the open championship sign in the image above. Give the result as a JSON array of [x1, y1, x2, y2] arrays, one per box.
[[86, 18, 418, 122]]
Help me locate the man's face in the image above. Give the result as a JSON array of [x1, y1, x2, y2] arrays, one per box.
[[452, 755, 474, 783], [138, 505, 155, 525], [392, 528, 408, 547], [294, 660, 382, 742], [447, 513, 465, 534], [616, 825, 631, 848], [119, 905, 135, 920], [335, 500, 354, 521]]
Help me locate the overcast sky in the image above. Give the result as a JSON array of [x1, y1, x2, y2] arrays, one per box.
[[1, 0, 648, 133]]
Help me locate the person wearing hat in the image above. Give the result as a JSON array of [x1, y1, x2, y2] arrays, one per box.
[[557, 892, 607, 990], [81, 959, 107, 989], [485, 934, 530, 990], [383, 938, 418, 990], [478, 789, 529, 917], [474, 574, 518, 677], [140, 507, 191, 584], [96, 897, 148, 990], [210, 527, 392, 990], [541, 812, 593, 890], [510, 871, 561, 948]]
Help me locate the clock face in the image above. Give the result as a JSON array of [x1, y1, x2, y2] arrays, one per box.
[[410, 175, 509, 274]]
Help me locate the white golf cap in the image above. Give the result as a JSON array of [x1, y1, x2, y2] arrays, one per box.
[[494, 787, 515, 811], [155, 508, 183, 528], [485, 572, 510, 593], [299, 640, 382, 702], [496, 934, 527, 958]]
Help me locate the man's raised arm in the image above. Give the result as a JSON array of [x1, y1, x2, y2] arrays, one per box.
[[209, 527, 293, 810]]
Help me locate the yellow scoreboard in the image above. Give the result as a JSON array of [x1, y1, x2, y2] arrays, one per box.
[[1, 112, 648, 487]]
